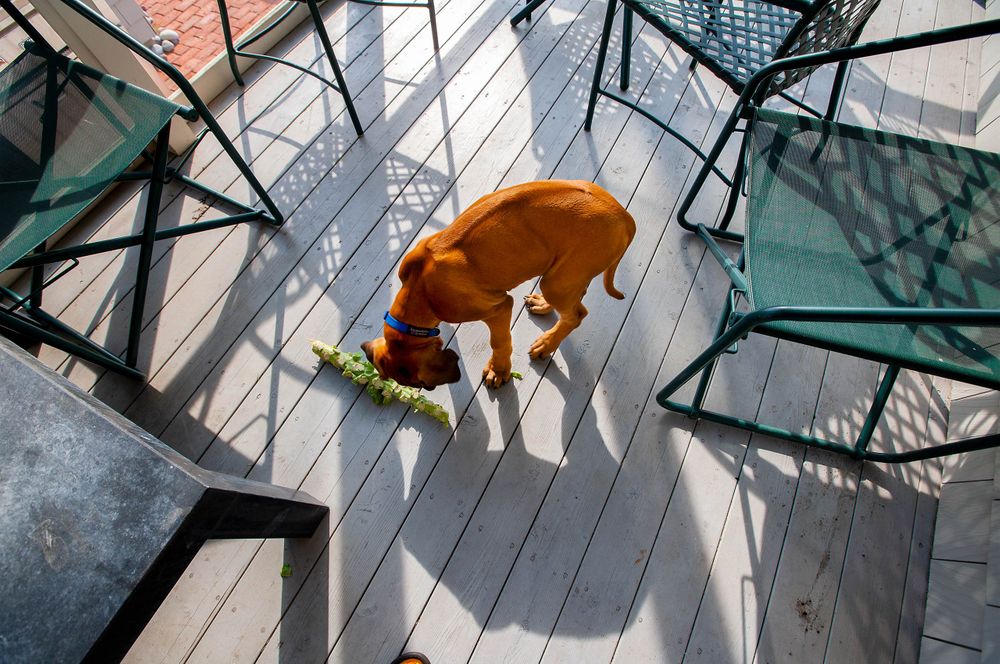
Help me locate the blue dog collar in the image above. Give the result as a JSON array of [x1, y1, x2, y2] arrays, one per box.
[[384, 311, 440, 338]]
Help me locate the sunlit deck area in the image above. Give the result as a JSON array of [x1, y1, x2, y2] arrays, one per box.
[[12, 0, 994, 660]]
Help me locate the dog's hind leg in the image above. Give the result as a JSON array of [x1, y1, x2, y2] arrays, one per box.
[[528, 278, 588, 360], [482, 294, 514, 387]]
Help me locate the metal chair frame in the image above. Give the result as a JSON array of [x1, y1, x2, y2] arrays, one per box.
[[583, 0, 881, 189], [0, 0, 284, 380], [657, 18, 1000, 463]]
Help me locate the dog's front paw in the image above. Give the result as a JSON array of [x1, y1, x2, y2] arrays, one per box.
[[524, 293, 553, 315], [482, 365, 511, 388]]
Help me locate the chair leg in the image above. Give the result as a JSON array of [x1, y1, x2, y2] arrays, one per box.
[[188, 92, 284, 224], [29, 244, 45, 310], [216, 0, 246, 87], [510, 0, 548, 26], [306, 0, 364, 135], [675, 102, 746, 242], [619, 5, 632, 90], [824, 60, 851, 121], [687, 286, 735, 413], [852, 365, 899, 457], [585, 0, 618, 132], [656, 293, 751, 412], [427, 0, 439, 51], [125, 123, 171, 370], [0, 307, 145, 380]]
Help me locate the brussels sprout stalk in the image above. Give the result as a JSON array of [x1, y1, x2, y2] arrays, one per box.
[[311, 340, 450, 427]]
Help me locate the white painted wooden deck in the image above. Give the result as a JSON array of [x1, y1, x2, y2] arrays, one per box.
[[18, 0, 987, 661]]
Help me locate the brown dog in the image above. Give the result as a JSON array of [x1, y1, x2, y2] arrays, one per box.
[[361, 180, 636, 389]]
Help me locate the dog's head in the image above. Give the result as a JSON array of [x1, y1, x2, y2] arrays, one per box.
[[361, 336, 461, 390]]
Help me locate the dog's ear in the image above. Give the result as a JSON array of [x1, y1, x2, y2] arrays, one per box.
[[360, 340, 376, 363], [427, 348, 461, 386]]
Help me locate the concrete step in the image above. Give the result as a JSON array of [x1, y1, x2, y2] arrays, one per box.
[[982, 449, 999, 663]]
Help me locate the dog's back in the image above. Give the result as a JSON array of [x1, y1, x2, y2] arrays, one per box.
[[426, 180, 635, 294]]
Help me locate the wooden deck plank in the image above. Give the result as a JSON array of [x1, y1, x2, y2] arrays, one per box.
[[947, 393, 1000, 443], [990, 494, 1000, 608], [942, 447, 997, 483], [751, 356, 873, 664], [607, 322, 782, 664], [824, 370, 933, 664], [983, 603, 1000, 662], [603, 160, 777, 664], [684, 351, 828, 664], [918, 637, 981, 664]]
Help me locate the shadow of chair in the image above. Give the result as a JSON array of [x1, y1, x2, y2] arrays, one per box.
[[0, 0, 283, 380], [656, 19, 1000, 463]]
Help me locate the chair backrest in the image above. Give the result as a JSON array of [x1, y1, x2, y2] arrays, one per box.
[[766, 0, 882, 97], [628, 0, 882, 99], [0, 44, 179, 272]]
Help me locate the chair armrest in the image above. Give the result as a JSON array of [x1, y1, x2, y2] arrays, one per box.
[[740, 18, 1000, 107], [740, 305, 1000, 328]]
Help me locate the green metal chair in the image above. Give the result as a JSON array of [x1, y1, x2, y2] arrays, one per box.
[[511, 0, 547, 26], [218, 0, 439, 136], [0, 0, 283, 381], [657, 19, 1000, 463], [584, 0, 881, 181]]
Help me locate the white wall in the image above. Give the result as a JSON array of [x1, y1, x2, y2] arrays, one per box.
[[977, 0, 1000, 149]]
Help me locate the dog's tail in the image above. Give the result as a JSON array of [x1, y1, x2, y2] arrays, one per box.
[[603, 253, 626, 300], [604, 212, 635, 300]]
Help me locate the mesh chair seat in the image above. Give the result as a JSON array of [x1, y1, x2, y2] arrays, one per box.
[[744, 109, 1000, 387], [0, 44, 180, 273]]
